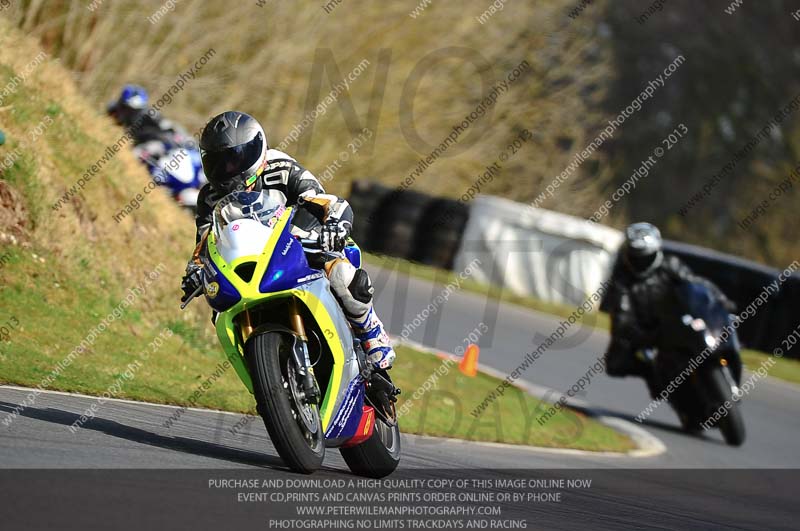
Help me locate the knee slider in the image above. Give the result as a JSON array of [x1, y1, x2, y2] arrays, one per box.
[[603, 348, 626, 376], [348, 269, 374, 304]]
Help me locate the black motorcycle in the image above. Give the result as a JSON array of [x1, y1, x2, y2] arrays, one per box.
[[639, 280, 745, 446]]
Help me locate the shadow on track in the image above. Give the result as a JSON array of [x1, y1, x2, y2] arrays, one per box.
[[574, 404, 729, 446], [0, 400, 289, 469]]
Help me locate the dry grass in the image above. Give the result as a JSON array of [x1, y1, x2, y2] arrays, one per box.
[[0, 16, 194, 310], [1, 0, 615, 209], [5, 1, 799, 270]]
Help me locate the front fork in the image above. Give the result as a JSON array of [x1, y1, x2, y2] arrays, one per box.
[[288, 298, 319, 404], [719, 359, 741, 397], [237, 300, 319, 404]]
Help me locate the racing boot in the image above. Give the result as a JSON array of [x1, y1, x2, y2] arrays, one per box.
[[349, 306, 396, 371], [351, 308, 400, 422]]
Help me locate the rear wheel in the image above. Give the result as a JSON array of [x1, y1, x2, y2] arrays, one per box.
[[245, 332, 325, 473], [340, 417, 401, 478], [707, 366, 746, 446]]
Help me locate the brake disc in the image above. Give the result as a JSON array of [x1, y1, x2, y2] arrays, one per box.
[[286, 361, 320, 434]]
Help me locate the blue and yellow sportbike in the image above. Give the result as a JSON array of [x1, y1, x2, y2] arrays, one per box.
[[182, 191, 400, 475]]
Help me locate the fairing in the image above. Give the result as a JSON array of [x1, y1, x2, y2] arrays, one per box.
[[201, 190, 366, 437]]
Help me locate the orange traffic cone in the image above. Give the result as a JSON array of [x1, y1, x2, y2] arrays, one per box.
[[459, 344, 479, 377]]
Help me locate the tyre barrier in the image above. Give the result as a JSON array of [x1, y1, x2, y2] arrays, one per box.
[[370, 189, 434, 260], [347, 180, 394, 250], [413, 199, 470, 270], [348, 181, 470, 270], [348, 182, 794, 357]]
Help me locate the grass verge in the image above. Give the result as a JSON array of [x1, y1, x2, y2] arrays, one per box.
[[391, 346, 634, 452], [741, 349, 800, 386]]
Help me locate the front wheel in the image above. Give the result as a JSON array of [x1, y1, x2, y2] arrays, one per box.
[[707, 366, 746, 446], [340, 417, 401, 478], [246, 332, 325, 473]]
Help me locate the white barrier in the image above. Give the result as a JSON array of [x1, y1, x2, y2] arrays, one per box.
[[453, 195, 624, 306]]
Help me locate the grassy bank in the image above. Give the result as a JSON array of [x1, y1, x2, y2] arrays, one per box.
[[741, 350, 800, 387], [0, 18, 236, 410]]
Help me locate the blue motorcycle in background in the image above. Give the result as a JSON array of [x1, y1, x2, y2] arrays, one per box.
[[134, 140, 206, 212], [641, 280, 745, 446]]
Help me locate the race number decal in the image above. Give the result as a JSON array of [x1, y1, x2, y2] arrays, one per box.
[[263, 168, 289, 186]]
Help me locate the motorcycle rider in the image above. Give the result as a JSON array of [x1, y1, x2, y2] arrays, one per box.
[[180, 111, 396, 371], [107, 84, 193, 151], [601, 222, 735, 379], [107, 84, 205, 207]]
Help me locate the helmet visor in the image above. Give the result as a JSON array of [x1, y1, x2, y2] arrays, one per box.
[[202, 132, 264, 192], [627, 251, 658, 273]]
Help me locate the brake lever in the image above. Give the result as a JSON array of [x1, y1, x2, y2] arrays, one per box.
[[180, 284, 204, 310]]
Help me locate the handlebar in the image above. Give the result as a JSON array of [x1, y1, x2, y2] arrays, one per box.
[[299, 237, 321, 249], [298, 237, 343, 262]]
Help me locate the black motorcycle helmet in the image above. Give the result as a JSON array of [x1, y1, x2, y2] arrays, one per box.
[[622, 222, 664, 278], [199, 111, 268, 195]]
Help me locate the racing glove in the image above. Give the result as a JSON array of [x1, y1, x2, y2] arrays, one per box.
[[320, 218, 351, 253], [181, 262, 204, 303]]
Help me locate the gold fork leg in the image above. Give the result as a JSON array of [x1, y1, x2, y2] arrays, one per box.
[[239, 309, 253, 343], [288, 298, 307, 341]]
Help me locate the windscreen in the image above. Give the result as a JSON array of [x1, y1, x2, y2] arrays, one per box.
[[212, 190, 286, 233], [680, 281, 728, 330]]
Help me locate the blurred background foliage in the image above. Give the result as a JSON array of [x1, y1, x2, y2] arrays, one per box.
[[2, 0, 798, 268]]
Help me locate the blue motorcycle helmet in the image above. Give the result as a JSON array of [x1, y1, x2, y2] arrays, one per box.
[[108, 84, 149, 126], [119, 84, 149, 109]]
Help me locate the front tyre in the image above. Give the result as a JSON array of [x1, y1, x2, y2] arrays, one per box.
[[246, 332, 325, 473], [708, 366, 746, 447], [340, 418, 401, 478]]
